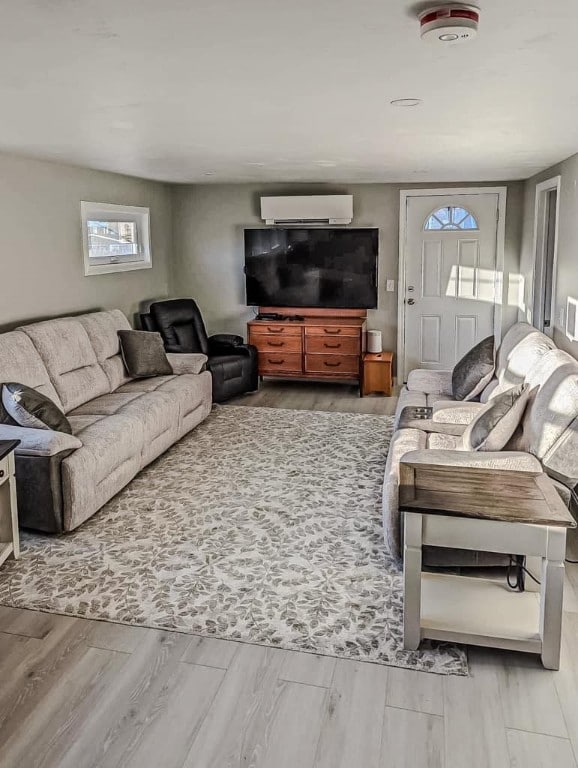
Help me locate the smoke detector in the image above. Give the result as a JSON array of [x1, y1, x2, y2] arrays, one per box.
[[419, 4, 479, 43]]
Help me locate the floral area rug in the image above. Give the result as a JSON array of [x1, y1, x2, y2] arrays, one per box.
[[0, 405, 467, 675]]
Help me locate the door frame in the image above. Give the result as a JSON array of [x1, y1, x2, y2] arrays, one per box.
[[398, 186, 508, 382], [530, 175, 561, 338]]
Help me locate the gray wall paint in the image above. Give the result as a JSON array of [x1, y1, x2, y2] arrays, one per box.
[[0, 152, 172, 330], [519, 152, 578, 357], [171, 181, 524, 354]]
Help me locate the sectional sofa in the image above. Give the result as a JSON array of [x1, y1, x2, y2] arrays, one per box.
[[384, 322, 578, 565], [0, 310, 211, 532]]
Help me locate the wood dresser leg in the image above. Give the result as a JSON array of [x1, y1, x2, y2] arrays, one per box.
[[540, 527, 566, 670], [403, 512, 423, 651]]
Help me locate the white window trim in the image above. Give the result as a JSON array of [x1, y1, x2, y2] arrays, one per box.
[[530, 176, 561, 339], [81, 201, 152, 276]]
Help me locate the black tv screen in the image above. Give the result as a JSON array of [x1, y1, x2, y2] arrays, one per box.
[[244, 228, 378, 309]]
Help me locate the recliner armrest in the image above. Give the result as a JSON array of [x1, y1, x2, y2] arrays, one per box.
[[208, 334, 245, 354], [0, 425, 82, 457], [209, 333, 244, 346]]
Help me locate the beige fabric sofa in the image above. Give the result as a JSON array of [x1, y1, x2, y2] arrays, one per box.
[[384, 322, 578, 565], [0, 310, 212, 532]]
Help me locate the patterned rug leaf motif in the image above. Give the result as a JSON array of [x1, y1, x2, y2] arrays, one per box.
[[0, 405, 468, 675]]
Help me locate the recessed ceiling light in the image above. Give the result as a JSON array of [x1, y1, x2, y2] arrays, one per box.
[[202, 171, 215, 176], [390, 98, 422, 107]]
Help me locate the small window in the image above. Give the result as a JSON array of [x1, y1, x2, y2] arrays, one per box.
[[424, 206, 479, 231], [81, 202, 152, 276]]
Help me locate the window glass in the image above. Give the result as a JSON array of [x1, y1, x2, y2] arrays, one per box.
[[425, 206, 479, 231]]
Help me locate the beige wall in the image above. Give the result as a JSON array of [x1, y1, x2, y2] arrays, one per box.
[[519, 152, 578, 357], [171, 181, 524, 353], [0, 152, 173, 331]]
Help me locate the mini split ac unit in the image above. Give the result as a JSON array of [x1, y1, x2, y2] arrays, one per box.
[[260, 195, 353, 225]]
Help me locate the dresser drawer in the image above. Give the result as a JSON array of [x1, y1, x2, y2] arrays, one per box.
[[250, 324, 302, 336], [249, 334, 302, 353], [305, 325, 359, 338], [305, 335, 359, 355], [259, 352, 303, 374], [305, 354, 359, 376]]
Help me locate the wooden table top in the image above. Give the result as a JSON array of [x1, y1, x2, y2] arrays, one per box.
[[400, 458, 577, 528], [0, 440, 20, 461]]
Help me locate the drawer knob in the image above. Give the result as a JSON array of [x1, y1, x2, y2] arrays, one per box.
[[324, 342, 341, 349], [267, 327, 284, 333], [324, 361, 341, 367], [323, 329, 341, 334], [267, 359, 285, 365], [267, 341, 284, 347]]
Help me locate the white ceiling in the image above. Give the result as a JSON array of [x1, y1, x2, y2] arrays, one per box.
[[1, 0, 578, 183]]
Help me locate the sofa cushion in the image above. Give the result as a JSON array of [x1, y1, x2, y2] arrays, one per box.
[[77, 310, 132, 391], [405, 369, 453, 395], [118, 330, 173, 378], [494, 323, 556, 395], [452, 335, 495, 401], [426, 432, 461, 450], [518, 356, 578, 462], [116, 375, 177, 393], [61, 414, 145, 530], [154, 371, 213, 437], [0, 330, 62, 408], [462, 384, 531, 451], [21, 318, 110, 413], [118, 391, 180, 466], [2, 382, 72, 433], [70, 392, 142, 417]]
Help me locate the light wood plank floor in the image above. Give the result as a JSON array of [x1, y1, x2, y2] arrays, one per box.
[[1, 381, 577, 768]]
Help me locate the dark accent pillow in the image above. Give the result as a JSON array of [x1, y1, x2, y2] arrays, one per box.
[[461, 384, 530, 451], [452, 336, 495, 401], [118, 330, 173, 378], [1, 383, 72, 434]]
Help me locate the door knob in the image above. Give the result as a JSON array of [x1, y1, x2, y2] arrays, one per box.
[[407, 298, 415, 306], [408, 285, 415, 292]]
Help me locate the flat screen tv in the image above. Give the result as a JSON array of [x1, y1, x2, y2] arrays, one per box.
[[244, 228, 378, 309]]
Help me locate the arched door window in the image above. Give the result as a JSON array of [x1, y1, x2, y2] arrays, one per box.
[[424, 206, 479, 231]]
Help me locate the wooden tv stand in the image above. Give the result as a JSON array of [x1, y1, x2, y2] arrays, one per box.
[[248, 307, 366, 387]]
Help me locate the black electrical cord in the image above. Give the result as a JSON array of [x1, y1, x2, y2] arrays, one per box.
[[507, 555, 541, 591]]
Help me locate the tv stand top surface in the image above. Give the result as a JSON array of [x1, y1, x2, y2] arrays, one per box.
[[250, 316, 366, 328]]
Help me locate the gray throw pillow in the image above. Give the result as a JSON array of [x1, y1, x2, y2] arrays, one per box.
[[452, 336, 495, 401], [461, 384, 530, 451], [118, 330, 173, 378], [2, 382, 72, 434]]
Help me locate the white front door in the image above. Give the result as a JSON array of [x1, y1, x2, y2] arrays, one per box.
[[401, 192, 502, 382]]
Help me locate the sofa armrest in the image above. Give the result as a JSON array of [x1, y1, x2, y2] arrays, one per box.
[[166, 352, 208, 375], [406, 369, 453, 395], [0, 425, 82, 458], [401, 449, 543, 474]]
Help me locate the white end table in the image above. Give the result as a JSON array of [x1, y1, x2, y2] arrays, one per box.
[[399, 453, 576, 670], [0, 440, 20, 566]]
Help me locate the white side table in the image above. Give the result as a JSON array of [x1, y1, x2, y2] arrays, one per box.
[[0, 441, 20, 566], [399, 454, 576, 670]]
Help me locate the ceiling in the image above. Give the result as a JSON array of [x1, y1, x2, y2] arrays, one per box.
[[1, 0, 577, 183]]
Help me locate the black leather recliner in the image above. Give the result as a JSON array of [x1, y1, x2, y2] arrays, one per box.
[[141, 299, 258, 403]]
